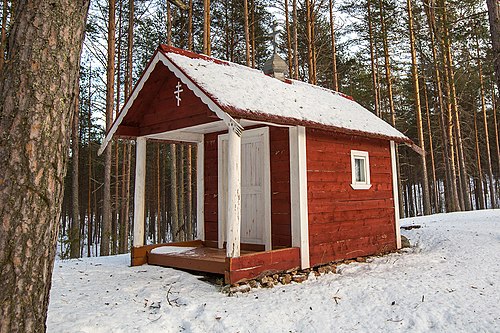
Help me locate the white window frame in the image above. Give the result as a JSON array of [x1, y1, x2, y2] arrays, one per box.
[[350, 150, 372, 190]]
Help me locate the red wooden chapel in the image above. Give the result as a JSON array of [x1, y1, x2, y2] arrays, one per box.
[[99, 45, 411, 284]]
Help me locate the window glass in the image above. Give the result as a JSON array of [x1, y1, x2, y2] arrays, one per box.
[[355, 157, 366, 183]]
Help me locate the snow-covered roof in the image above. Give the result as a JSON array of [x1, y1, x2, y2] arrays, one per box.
[[160, 46, 409, 142]]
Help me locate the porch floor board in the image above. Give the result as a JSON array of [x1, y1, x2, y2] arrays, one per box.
[[147, 246, 255, 275]]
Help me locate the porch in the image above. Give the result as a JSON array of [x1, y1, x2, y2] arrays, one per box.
[[131, 240, 301, 284]]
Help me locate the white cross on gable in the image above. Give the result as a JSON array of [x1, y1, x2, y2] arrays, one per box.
[[174, 81, 183, 107]]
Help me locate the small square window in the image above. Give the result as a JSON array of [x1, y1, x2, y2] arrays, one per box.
[[351, 150, 371, 190]]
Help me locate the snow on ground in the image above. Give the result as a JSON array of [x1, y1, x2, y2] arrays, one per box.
[[47, 210, 500, 333]]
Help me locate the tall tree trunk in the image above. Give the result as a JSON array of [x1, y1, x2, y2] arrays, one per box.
[[178, 145, 185, 241], [474, 107, 485, 209], [119, 142, 128, 253], [243, 0, 250, 66], [407, 0, 431, 215], [87, 65, 93, 257], [423, 81, 439, 212], [328, 0, 338, 91], [203, 0, 211, 56], [70, 86, 80, 259], [439, 14, 460, 211], [250, 0, 256, 67], [0, 0, 7, 72], [442, 0, 470, 211], [188, 0, 193, 50], [166, 2, 172, 46], [492, 85, 500, 177], [367, 0, 379, 117], [112, 0, 124, 256], [487, 0, 500, 92], [305, 0, 314, 83], [102, 0, 116, 257], [310, 4, 317, 84], [0, 1, 89, 331], [170, 144, 179, 241], [186, 145, 193, 240], [477, 35, 496, 208], [292, 0, 299, 79], [285, 0, 293, 76], [156, 144, 161, 243]]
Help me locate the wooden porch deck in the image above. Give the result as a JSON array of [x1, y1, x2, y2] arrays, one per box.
[[131, 241, 301, 284], [148, 246, 254, 275]]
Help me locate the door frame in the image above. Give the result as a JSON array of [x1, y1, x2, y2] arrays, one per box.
[[217, 126, 272, 251]]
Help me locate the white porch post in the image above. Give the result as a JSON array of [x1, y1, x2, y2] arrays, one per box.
[[226, 126, 242, 258], [196, 137, 205, 241], [390, 141, 402, 249], [133, 137, 147, 247], [289, 126, 310, 269]]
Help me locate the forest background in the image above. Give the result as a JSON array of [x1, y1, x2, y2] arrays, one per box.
[[1, 0, 497, 260]]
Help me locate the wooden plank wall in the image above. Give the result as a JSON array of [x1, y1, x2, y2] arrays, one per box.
[[269, 127, 292, 248], [226, 247, 300, 284], [117, 62, 218, 137], [306, 129, 397, 267], [203, 126, 292, 248]]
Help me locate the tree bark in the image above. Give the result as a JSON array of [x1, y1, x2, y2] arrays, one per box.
[[0, 0, 7, 72], [367, 0, 379, 117], [292, 0, 299, 79], [329, 0, 338, 91], [101, 0, 116, 257], [186, 145, 193, 240], [305, 0, 314, 83], [166, 2, 172, 46], [285, 0, 293, 76], [474, 106, 485, 209], [70, 85, 80, 259], [0, 1, 89, 331], [203, 0, 211, 56], [477, 34, 496, 208], [407, 0, 431, 215], [170, 144, 179, 241], [243, 0, 250, 66], [188, 0, 193, 50], [487, 0, 500, 92]]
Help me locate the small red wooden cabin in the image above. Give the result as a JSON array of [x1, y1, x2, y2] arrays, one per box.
[[99, 45, 411, 284]]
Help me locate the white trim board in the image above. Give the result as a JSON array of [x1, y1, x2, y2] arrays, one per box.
[[133, 137, 147, 247], [196, 137, 205, 241], [289, 126, 310, 269], [390, 141, 402, 249]]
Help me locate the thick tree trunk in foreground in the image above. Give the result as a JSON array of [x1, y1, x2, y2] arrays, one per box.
[[0, 1, 89, 331], [487, 0, 500, 92]]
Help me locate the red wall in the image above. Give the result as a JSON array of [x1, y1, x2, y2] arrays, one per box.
[[306, 128, 397, 267], [117, 62, 218, 137], [203, 126, 292, 248]]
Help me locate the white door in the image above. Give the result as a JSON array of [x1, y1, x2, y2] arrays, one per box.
[[218, 127, 271, 250]]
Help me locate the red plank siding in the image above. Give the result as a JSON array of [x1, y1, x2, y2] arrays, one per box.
[[226, 247, 300, 284], [269, 127, 292, 248], [306, 129, 397, 267], [117, 62, 218, 137], [204, 132, 220, 242]]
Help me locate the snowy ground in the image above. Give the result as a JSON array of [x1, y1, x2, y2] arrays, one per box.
[[47, 210, 500, 332]]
